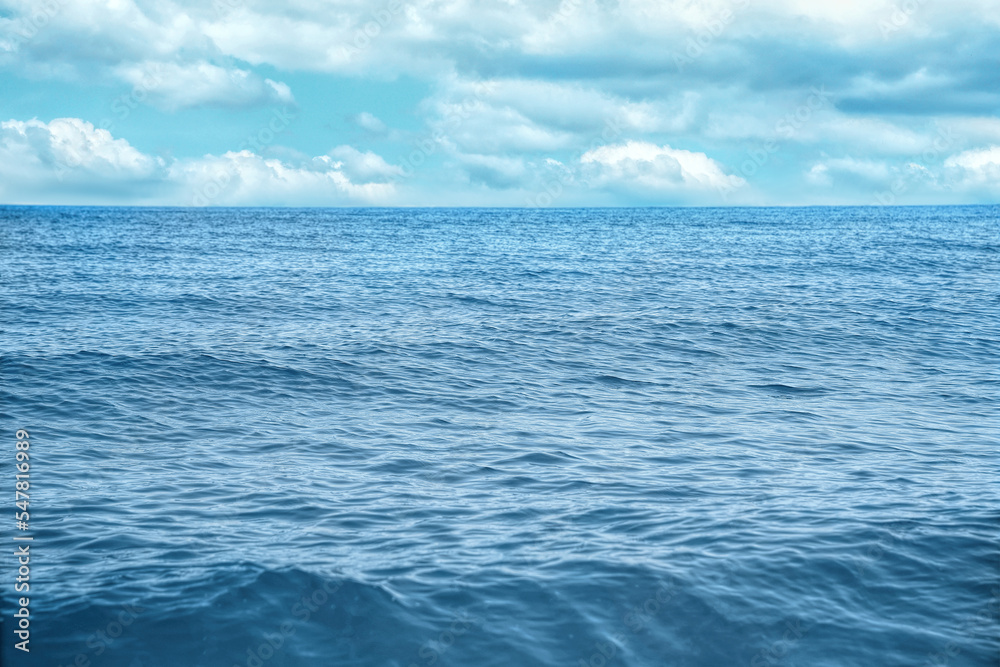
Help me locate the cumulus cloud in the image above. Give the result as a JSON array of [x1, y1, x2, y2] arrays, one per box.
[[800, 143, 1000, 200], [2, 0, 1000, 204], [0, 117, 397, 205], [581, 141, 743, 194], [327, 145, 404, 182], [945, 145, 1000, 174], [0, 117, 159, 175], [173, 151, 396, 206], [944, 146, 1000, 187], [0, 118, 166, 201]]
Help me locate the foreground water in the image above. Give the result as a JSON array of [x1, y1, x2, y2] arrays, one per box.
[[1, 206, 997, 666]]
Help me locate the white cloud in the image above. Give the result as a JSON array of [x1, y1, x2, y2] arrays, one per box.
[[351, 112, 388, 134], [5, 0, 1000, 80], [457, 153, 527, 189], [948, 118, 1000, 145], [806, 156, 892, 184], [115, 61, 295, 111], [944, 145, 1000, 186], [0, 117, 162, 182], [3, 0, 1000, 205], [0, 116, 397, 205], [327, 145, 404, 182], [820, 117, 932, 155], [3, 0, 196, 66], [429, 102, 576, 154], [465, 78, 698, 135], [806, 163, 832, 186], [580, 141, 742, 192], [799, 148, 1000, 204], [173, 151, 396, 206], [417, 77, 701, 163], [201, 11, 355, 71]]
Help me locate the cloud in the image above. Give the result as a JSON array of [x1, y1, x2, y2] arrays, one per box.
[[806, 156, 892, 186], [0, 117, 159, 174], [115, 61, 295, 111], [0, 118, 165, 201], [173, 151, 396, 206], [431, 103, 576, 154], [1, 1, 294, 110], [327, 145, 404, 182], [351, 111, 388, 134], [2, 0, 1000, 204], [457, 153, 527, 189], [0, 116, 397, 205], [200, 9, 356, 72], [1, 0, 196, 69], [453, 77, 697, 135], [581, 141, 743, 194], [945, 145, 1000, 187]]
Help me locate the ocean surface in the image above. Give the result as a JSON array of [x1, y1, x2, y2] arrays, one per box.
[[1, 206, 997, 667]]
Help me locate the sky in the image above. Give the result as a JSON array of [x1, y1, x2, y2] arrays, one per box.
[[0, 0, 999, 206]]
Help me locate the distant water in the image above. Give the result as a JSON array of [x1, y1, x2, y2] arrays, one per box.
[[1, 206, 998, 667]]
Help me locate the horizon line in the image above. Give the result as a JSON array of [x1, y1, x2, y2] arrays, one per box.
[[2, 203, 998, 210]]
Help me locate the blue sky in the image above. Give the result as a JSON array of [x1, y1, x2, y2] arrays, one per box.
[[1, 0, 998, 206]]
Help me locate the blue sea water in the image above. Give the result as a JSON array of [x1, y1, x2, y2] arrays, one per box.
[[1, 206, 998, 667]]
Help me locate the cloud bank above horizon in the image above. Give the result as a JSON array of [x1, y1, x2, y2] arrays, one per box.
[[1, 0, 998, 206]]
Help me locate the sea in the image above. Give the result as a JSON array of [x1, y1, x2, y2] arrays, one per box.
[[1, 206, 997, 666]]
